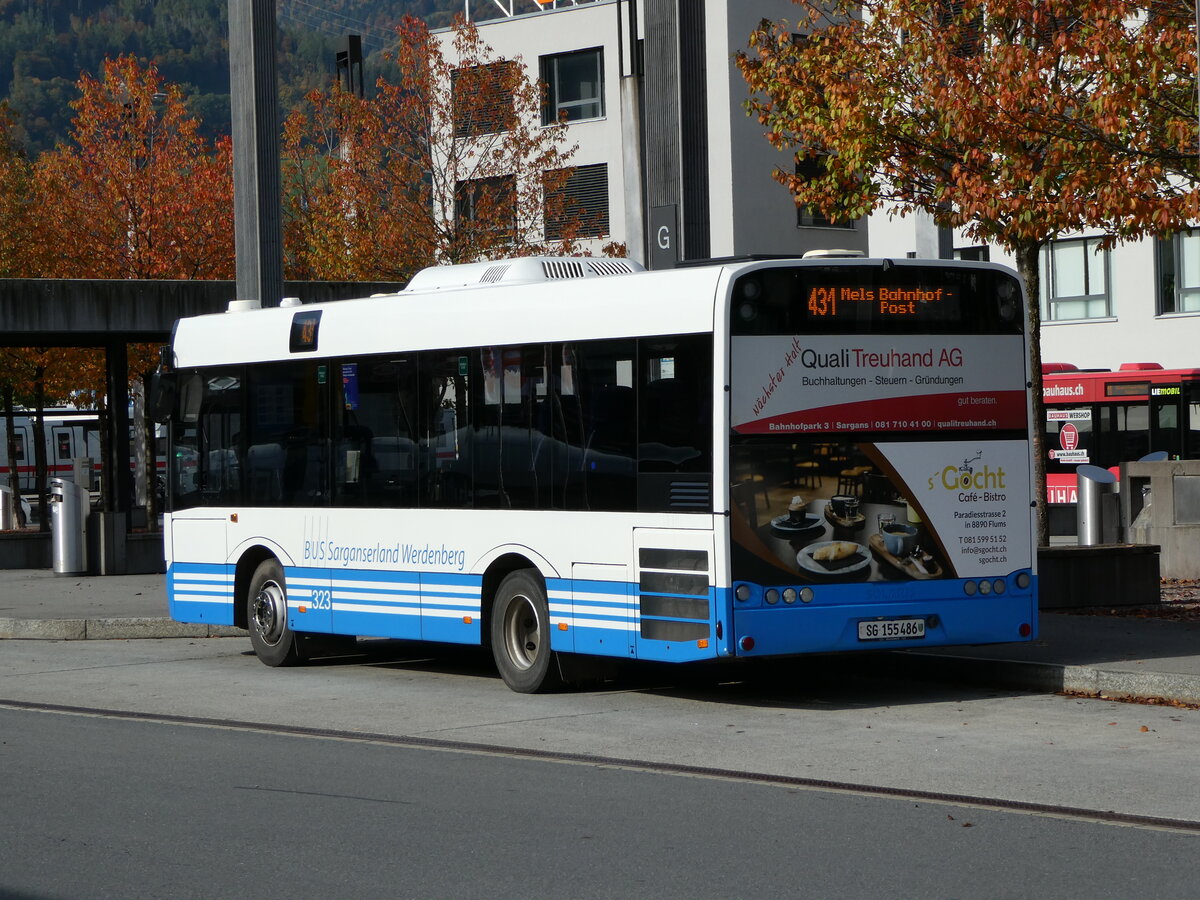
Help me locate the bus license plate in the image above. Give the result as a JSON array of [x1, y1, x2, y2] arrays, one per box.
[[858, 618, 926, 641]]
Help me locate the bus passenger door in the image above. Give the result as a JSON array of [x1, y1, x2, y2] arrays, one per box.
[[632, 529, 717, 662], [1149, 387, 1182, 458]]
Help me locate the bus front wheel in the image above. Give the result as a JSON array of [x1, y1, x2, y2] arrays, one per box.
[[247, 559, 303, 667], [490, 570, 561, 693]]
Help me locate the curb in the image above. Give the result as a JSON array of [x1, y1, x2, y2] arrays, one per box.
[[0, 617, 244, 641], [896, 651, 1200, 706]]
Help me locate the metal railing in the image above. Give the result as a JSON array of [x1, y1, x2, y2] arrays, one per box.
[[464, 0, 604, 22]]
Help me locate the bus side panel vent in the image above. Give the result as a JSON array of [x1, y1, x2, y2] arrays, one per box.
[[640, 619, 709, 641], [637, 548, 712, 642], [481, 264, 512, 284], [542, 259, 586, 280], [638, 474, 712, 512], [587, 260, 637, 277], [669, 480, 710, 509]]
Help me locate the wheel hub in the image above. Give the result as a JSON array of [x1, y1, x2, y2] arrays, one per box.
[[503, 595, 540, 670], [252, 581, 287, 647]]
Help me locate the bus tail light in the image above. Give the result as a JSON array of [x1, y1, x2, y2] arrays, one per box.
[[739, 635, 755, 652], [1019, 623, 1032, 637]]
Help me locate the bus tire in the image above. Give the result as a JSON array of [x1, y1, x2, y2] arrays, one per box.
[[490, 570, 561, 693], [247, 558, 303, 667]]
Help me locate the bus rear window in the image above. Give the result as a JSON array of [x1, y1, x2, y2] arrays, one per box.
[[730, 264, 1024, 335]]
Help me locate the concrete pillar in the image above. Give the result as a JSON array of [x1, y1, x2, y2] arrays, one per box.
[[229, 0, 284, 309]]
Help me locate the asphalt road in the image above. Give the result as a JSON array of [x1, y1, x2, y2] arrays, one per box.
[[4, 636, 1200, 820], [1, 703, 1197, 900]]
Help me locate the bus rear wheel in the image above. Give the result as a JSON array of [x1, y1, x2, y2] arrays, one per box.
[[491, 570, 561, 693], [247, 559, 303, 667]]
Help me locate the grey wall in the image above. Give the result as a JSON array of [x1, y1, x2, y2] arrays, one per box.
[[723, 3, 869, 258]]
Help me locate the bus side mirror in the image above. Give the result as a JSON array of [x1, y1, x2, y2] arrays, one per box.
[[178, 372, 203, 425], [147, 371, 177, 423]]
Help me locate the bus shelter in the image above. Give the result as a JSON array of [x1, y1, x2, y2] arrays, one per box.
[[0, 278, 400, 573]]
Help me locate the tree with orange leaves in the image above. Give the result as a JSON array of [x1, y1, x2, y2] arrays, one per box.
[[282, 16, 599, 282], [33, 55, 234, 281], [16, 57, 233, 528], [737, 0, 1200, 543], [0, 104, 34, 279]]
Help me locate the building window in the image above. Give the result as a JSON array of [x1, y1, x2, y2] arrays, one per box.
[[452, 62, 516, 138], [1040, 237, 1110, 321], [454, 175, 516, 240], [540, 48, 604, 125], [794, 157, 853, 229], [544, 163, 609, 240], [1157, 231, 1200, 314], [954, 246, 990, 262]]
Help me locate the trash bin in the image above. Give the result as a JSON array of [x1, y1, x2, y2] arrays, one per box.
[[1076, 465, 1117, 546], [50, 477, 89, 575], [0, 484, 14, 530]]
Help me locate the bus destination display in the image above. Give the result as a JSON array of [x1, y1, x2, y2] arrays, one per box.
[[731, 264, 1023, 337], [806, 284, 951, 320]]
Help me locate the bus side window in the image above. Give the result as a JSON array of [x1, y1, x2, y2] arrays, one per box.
[[170, 369, 240, 511], [420, 351, 471, 508], [200, 372, 243, 506], [638, 335, 712, 475], [571, 339, 636, 512], [246, 363, 328, 507], [333, 356, 418, 508], [474, 344, 552, 510], [1189, 392, 1200, 458]]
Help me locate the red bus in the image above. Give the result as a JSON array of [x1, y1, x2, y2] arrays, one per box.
[[1042, 362, 1200, 533]]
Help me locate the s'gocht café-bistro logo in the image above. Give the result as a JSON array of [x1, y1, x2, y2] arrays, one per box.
[[928, 450, 1008, 503]]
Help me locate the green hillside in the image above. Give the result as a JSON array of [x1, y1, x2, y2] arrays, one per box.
[[0, 0, 467, 154]]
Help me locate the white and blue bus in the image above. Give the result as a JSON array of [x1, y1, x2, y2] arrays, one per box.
[[159, 254, 1037, 692]]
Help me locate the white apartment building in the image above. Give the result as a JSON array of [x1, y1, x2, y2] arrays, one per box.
[[451, 0, 1199, 372]]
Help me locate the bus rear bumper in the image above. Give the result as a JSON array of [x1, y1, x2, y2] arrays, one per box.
[[728, 593, 1037, 657]]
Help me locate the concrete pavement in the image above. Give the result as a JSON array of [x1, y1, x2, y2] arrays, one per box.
[[0, 569, 239, 641], [2, 567, 1199, 705]]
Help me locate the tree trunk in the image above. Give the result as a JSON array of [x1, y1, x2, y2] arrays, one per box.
[[137, 374, 159, 533], [33, 366, 49, 533], [1011, 239, 1049, 548], [2, 384, 23, 527], [98, 399, 112, 513]]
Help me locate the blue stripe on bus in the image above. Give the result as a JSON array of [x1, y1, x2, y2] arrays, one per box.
[[167, 557, 1036, 666], [167, 562, 236, 626], [326, 570, 484, 643], [168, 562, 729, 662], [548, 577, 638, 656]]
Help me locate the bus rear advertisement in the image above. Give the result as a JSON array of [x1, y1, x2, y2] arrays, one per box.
[[158, 255, 1038, 692]]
